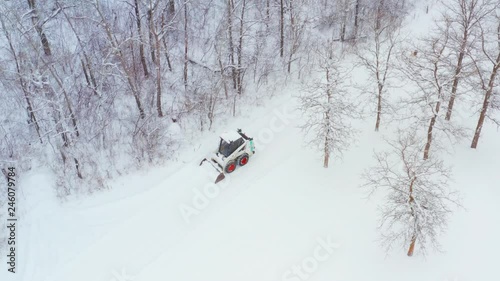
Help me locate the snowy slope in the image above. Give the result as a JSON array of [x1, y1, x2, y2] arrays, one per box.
[[2, 83, 500, 281]]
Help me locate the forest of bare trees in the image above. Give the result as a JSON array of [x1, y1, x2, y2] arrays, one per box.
[[0, 0, 396, 195]]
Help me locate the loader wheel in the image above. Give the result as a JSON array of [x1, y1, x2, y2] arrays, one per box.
[[225, 161, 237, 173], [237, 153, 249, 166]]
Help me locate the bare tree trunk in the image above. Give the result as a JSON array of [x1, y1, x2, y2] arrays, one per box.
[[161, 13, 173, 71], [134, 0, 149, 77], [354, 0, 360, 38], [266, 0, 270, 26], [74, 158, 83, 179], [375, 83, 382, 131], [81, 58, 90, 85], [287, 0, 295, 73], [445, 40, 467, 121], [24, 85, 43, 142], [424, 40, 447, 159], [216, 43, 229, 99], [340, 1, 347, 42], [44, 83, 69, 147], [183, 0, 188, 88], [154, 22, 163, 117], [407, 176, 417, 256], [162, 38, 173, 71], [147, 8, 156, 64], [424, 102, 440, 159], [340, 23, 346, 42], [407, 235, 417, 256], [323, 136, 330, 168], [471, 54, 500, 148], [324, 67, 331, 168], [27, 0, 51, 56], [372, 23, 394, 132], [48, 66, 80, 137], [279, 0, 284, 57], [236, 0, 246, 95], [167, 0, 175, 18], [227, 0, 237, 89], [376, 0, 385, 31]]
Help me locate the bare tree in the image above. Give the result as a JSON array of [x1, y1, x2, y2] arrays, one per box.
[[280, 0, 284, 57], [286, 0, 306, 74], [94, 0, 146, 119], [354, 0, 361, 39], [59, 2, 98, 95], [236, 0, 247, 95], [27, 0, 52, 56], [355, 16, 400, 131], [183, 0, 189, 88], [226, 0, 237, 89], [148, 0, 164, 117], [147, 4, 156, 64], [399, 28, 465, 160], [338, 0, 350, 42], [299, 44, 358, 168], [443, 0, 497, 121], [0, 12, 43, 143], [362, 131, 460, 256], [470, 17, 500, 148], [160, 10, 173, 71], [134, 0, 149, 77]]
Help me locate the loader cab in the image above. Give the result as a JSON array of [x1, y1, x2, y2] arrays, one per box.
[[218, 131, 245, 157]]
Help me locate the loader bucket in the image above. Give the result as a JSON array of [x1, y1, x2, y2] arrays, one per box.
[[200, 158, 226, 184], [214, 173, 226, 184]]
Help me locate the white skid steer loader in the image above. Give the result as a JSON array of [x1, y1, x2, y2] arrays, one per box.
[[200, 129, 255, 183]]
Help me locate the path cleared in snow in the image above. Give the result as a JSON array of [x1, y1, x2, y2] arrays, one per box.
[[3, 88, 500, 281]]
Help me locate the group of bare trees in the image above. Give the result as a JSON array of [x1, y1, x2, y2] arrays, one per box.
[[0, 0, 182, 194], [359, 0, 499, 257], [297, 0, 410, 167], [0, 0, 326, 194], [297, 0, 499, 257], [299, 5, 459, 256]]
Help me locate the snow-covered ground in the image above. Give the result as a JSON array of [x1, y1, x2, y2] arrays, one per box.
[[2, 84, 500, 281]]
